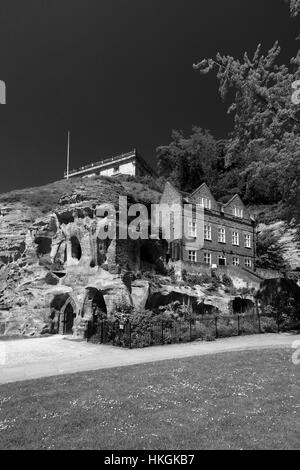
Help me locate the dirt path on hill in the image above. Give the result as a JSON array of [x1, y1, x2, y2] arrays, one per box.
[[0, 332, 299, 385]]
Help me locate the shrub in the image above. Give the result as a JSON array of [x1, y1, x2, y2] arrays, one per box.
[[259, 316, 278, 333], [200, 273, 213, 284], [184, 273, 204, 286], [239, 316, 258, 335], [193, 319, 216, 340], [217, 317, 237, 338], [183, 271, 213, 287], [222, 273, 233, 287]]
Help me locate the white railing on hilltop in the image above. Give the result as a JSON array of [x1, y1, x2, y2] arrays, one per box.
[[64, 149, 136, 177]]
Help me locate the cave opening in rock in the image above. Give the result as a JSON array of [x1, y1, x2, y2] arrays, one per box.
[[140, 242, 156, 265], [70, 236, 82, 260], [50, 293, 76, 334], [35, 236, 52, 256], [140, 240, 168, 272], [83, 287, 107, 337], [232, 297, 254, 314], [96, 238, 110, 266]]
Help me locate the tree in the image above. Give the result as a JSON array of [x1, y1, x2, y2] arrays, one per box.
[[157, 127, 218, 192], [255, 228, 288, 271], [192, 5, 300, 235], [287, 0, 300, 17], [193, 42, 300, 168]]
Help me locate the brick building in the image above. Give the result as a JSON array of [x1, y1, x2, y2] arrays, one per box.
[[160, 182, 256, 270]]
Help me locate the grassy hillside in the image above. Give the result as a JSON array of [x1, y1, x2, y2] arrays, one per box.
[[0, 174, 163, 216]]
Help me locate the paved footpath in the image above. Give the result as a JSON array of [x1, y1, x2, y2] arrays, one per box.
[[0, 332, 299, 385]]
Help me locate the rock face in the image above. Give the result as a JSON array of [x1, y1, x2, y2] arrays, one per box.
[[1, 177, 290, 338], [144, 284, 254, 316], [131, 280, 150, 311], [0, 176, 162, 337]]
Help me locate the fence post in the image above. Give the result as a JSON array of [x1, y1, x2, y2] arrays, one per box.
[[215, 317, 218, 339], [161, 321, 164, 344], [237, 315, 240, 336], [189, 320, 192, 342], [128, 321, 132, 349], [100, 320, 104, 344], [256, 301, 261, 333]]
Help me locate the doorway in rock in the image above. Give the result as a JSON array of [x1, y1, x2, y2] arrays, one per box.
[[70, 236, 82, 260], [84, 287, 107, 337], [50, 293, 76, 335], [64, 302, 75, 334], [232, 297, 254, 314]]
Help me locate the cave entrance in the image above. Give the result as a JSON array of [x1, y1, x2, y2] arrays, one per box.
[[140, 240, 168, 272], [84, 287, 107, 337], [50, 293, 76, 335], [96, 238, 110, 266], [70, 236, 82, 260], [35, 237, 52, 256], [232, 297, 254, 314], [140, 243, 156, 265]]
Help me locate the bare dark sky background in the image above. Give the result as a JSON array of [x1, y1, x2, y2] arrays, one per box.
[[0, 0, 298, 192]]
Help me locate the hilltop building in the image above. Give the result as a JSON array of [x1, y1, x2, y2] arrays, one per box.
[[64, 149, 156, 179]]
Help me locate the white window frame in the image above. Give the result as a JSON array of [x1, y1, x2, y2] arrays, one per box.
[[188, 250, 197, 262], [204, 224, 212, 241], [232, 231, 239, 246], [200, 197, 211, 210], [244, 234, 251, 248], [233, 207, 243, 218], [188, 220, 197, 238], [245, 258, 252, 268], [204, 252, 211, 265], [218, 227, 226, 243], [232, 257, 240, 266]]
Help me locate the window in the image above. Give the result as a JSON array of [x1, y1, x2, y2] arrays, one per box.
[[244, 234, 251, 248], [233, 207, 243, 218], [218, 255, 226, 266], [204, 224, 212, 240], [232, 231, 239, 246], [218, 227, 226, 243], [200, 197, 211, 209], [204, 252, 211, 265], [188, 250, 197, 262], [232, 257, 240, 266], [188, 220, 197, 238], [245, 258, 252, 268]]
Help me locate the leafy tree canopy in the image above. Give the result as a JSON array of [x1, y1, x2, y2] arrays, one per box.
[[157, 127, 219, 193], [256, 228, 288, 271]]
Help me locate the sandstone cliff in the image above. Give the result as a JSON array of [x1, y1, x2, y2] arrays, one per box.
[[0, 175, 161, 336]]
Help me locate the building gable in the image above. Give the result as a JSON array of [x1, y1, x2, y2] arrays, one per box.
[[222, 194, 250, 220], [159, 181, 182, 206], [189, 183, 219, 211]]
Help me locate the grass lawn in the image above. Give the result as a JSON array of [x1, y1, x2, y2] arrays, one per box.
[[0, 348, 299, 450]]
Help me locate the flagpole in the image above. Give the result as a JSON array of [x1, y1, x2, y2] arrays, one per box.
[[66, 130, 70, 179]]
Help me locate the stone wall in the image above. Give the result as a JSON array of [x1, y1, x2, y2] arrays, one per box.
[[255, 268, 283, 280], [214, 266, 262, 290]]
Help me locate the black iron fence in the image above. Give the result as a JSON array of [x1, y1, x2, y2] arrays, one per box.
[[87, 311, 298, 349]]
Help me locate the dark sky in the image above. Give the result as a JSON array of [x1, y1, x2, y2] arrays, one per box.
[[0, 0, 298, 192]]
